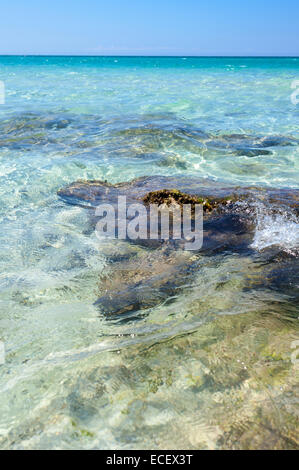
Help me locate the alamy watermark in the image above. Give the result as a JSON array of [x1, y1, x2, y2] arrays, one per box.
[[0, 341, 5, 365], [291, 340, 299, 365], [95, 196, 203, 251], [0, 81, 5, 105], [291, 80, 299, 105]]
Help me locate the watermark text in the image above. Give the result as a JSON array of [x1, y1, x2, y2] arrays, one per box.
[[0, 81, 5, 105], [291, 80, 299, 105], [0, 341, 5, 365], [95, 196, 203, 251]]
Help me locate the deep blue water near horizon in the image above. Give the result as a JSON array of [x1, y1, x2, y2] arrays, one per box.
[[0, 56, 298, 449]]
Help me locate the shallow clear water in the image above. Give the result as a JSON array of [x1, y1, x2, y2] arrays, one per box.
[[0, 57, 298, 449]]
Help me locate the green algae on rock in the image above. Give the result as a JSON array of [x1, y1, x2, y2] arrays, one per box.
[[142, 188, 235, 213], [143, 189, 214, 212]]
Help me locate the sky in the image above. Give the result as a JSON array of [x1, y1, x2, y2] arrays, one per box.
[[0, 0, 298, 56]]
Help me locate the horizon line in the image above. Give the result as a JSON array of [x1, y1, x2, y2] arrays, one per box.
[[0, 54, 298, 58]]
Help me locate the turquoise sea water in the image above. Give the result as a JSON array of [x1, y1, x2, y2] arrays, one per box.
[[0, 57, 298, 449]]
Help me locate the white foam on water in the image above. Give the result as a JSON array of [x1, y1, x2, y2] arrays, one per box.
[[251, 206, 299, 256]]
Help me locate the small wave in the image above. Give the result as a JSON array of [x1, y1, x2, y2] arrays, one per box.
[[251, 206, 299, 256]]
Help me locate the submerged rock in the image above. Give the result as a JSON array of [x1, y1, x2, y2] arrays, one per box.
[[58, 174, 299, 209], [58, 175, 233, 208], [58, 175, 299, 316]]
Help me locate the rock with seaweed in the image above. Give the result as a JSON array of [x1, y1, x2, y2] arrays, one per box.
[[142, 188, 219, 213], [58, 175, 299, 317]]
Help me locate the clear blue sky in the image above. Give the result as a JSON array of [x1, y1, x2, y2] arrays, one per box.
[[0, 0, 298, 56]]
